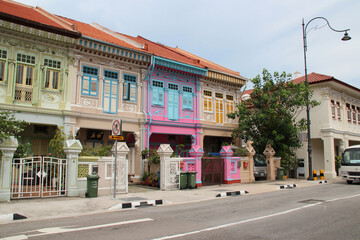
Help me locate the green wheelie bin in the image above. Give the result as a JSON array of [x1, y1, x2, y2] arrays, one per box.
[[180, 172, 187, 189], [86, 174, 100, 198], [187, 172, 197, 189]]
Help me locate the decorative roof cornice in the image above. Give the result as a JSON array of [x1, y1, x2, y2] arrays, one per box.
[[153, 56, 207, 76]]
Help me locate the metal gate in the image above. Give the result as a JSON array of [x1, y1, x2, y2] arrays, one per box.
[[11, 156, 67, 199], [202, 157, 224, 186]]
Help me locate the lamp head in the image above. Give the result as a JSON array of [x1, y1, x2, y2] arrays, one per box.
[[342, 32, 351, 41]]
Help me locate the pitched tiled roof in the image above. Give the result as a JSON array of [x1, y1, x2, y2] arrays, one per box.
[[292, 72, 334, 84], [120, 34, 206, 69], [0, 0, 80, 37], [57, 16, 147, 52], [243, 89, 253, 95]]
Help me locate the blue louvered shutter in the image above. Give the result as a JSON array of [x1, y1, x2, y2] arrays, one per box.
[[168, 90, 179, 120]]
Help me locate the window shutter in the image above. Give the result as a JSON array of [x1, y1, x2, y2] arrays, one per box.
[[123, 82, 129, 100], [168, 90, 179, 120], [129, 83, 136, 102]]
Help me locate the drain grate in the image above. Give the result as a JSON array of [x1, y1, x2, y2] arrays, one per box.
[[299, 199, 325, 204]]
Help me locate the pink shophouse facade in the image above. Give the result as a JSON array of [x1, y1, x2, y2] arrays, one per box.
[[144, 56, 207, 156]]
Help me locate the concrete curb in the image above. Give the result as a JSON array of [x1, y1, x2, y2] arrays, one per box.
[[216, 190, 249, 198], [0, 213, 27, 222], [278, 184, 297, 189], [109, 199, 163, 210]]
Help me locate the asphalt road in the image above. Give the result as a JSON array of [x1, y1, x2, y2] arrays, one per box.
[[1, 181, 360, 240]]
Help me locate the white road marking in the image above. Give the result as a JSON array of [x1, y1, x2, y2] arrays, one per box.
[[3, 218, 153, 240], [153, 193, 360, 240]]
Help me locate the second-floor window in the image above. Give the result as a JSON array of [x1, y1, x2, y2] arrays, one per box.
[[204, 90, 212, 112], [215, 92, 224, 124], [15, 53, 35, 102], [336, 102, 341, 119], [226, 95, 234, 114], [123, 74, 137, 102], [0, 49, 7, 82], [44, 59, 61, 90], [168, 83, 179, 120], [331, 100, 336, 119], [352, 105, 357, 123], [82, 66, 98, 96], [103, 70, 118, 114], [357, 107, 360, 124], [346, 104, 351, 122], [182, 85, 193, 110], [152, 80, 164, 106]]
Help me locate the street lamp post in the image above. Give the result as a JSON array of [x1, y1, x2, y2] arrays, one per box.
[[302, 17, 350, 180]]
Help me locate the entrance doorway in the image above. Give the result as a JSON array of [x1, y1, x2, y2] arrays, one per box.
[[201, 157, 224, 186]]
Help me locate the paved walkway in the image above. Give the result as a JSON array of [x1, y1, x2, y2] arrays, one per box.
[[0, 178, 336, 224]]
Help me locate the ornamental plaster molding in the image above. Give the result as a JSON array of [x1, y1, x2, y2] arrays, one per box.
[[41, 93, 60, 103], [81, 97, 98, 107], [0, 20, 76, 44], [33, 44, 48, 52], [5, 37, 21, 46], [204, 113, 213, 121], [124, 103, 136, 112]]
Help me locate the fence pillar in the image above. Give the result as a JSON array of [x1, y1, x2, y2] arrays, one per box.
[[157, 144, 174, 191], [220, 146, 234, 184], [112, 142, 130, 194], [245, 141, 256, 183], [64, 139, 82, 197], [0, 137, 18, 201], [263, 144, 277, 180], [189, 145, 204, 187]]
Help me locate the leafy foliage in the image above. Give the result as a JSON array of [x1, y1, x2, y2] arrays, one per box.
[[80, 145, 112, 156], [49, 129, 66, 158], [14, 142, 31, 158], [0, 111, 28, 142], [228, 69, 319, 166]]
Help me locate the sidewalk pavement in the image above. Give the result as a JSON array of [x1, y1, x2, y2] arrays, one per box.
[[0, 178, 338, 224]]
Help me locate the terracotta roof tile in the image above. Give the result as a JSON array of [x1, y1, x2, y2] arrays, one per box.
[[292, 72, 334, 84], [120, 34, 205, 68], [0, 0, 66, 30], [57, 16, 146, 52]]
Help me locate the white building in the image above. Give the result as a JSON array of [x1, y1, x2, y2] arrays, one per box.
[[293, 73, 360, 179]]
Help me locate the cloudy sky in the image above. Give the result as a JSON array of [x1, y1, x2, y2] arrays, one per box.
[[16, 0, 360, 89]]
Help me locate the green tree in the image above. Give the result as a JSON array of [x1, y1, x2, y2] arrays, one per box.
[[228, 69, 319, 167], [49, 129, 66, 158], [0, 111, 28, 142]]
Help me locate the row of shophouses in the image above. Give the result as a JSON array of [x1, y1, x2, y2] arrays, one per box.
[[1, 0, 360, 191], [0, 0, 247, 184]]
